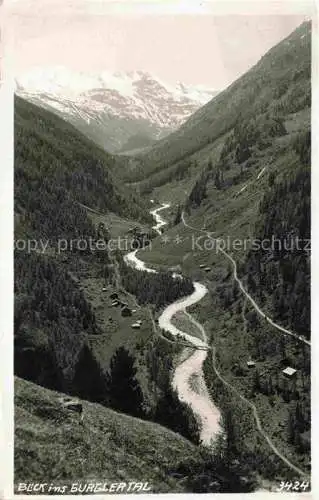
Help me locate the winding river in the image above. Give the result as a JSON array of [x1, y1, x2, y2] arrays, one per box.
[[124, 203, 221, 446]]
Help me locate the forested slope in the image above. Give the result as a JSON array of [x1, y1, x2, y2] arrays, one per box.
[[14, 97, 150, 396], [15, 96, 150, 243], [245, 132, 310, 338], [14, 97, 200, 447], [132, 21, 310, 191]]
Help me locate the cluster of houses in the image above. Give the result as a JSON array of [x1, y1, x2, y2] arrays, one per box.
[[108, 292, 133, 317], [246, 359, 297, 378], [106, 290, 143, 329]]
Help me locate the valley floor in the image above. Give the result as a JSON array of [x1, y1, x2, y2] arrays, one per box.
[[136, 198, 310, 486]]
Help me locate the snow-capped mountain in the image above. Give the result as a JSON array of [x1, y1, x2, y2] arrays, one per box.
[[16, 67, 218, 153]]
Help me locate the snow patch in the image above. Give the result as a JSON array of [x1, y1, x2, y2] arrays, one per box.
[[16, 66, 219, 131]]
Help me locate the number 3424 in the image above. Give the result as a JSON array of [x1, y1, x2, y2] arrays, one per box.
[[277, 480, 310, 492]]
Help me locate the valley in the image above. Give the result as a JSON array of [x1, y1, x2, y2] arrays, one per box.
[[13, 20, 311, 495], [16, 70, 218, 154], [131, 202, 310, 482]]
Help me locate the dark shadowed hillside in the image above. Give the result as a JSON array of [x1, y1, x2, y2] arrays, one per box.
[[15, 96, 151, 242], [14, 97, 151, 397]]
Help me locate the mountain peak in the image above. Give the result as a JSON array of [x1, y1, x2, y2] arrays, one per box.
[[16, 66, 217, 101], [16, 66, 219, 152]]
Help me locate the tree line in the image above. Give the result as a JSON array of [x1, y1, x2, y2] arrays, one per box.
[[118, 259, 194, 308], [72, 338, 201, 444], [146, 336, 200, 443], [244, 133, 310, 337]]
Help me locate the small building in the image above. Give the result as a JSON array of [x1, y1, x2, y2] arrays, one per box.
[[102, 287, 107, 292], [199, 264, 205, 269], [282, 367, 297, 378], [132, 309, 137, 313], [204, 267, 211, 272], [121, 306, 132, 317], [131, 323, 141, 329], [247, 360, 256, 368], [111, 300, 119, 307]]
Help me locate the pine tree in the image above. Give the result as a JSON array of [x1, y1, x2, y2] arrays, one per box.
[[72, 344, 109, 404], [154, 388, 200, 444], [268, 171, 276, 187], [174, 205, 182, 225], [214, 170, 221, 190], [108, 347, 145, 418], [224, 406, 238, 458], [288, 409, 295, 444], [252, 369, 261, 395], [268, 375, 274, 395]]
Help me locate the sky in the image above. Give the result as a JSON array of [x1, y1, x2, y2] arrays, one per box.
[[5, 0, 311, 89]]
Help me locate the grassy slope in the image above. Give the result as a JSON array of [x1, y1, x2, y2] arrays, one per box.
[[79, 278, 156, 405], [15, 377, 200, 493], [74, 206, 161, 405], [137, 113, 307, 267]]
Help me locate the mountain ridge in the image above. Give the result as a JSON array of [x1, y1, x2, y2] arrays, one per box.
[[16, 68, 218, 153]]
